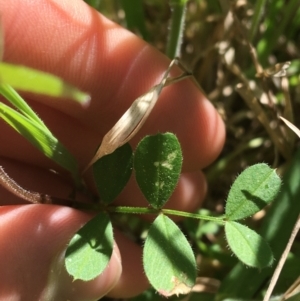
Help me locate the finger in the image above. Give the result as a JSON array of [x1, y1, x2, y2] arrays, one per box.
[[107, 230, 149, 298], [0, 205, 122, 301], [1, 0, 225, 172], [0, 159, 150, 298]]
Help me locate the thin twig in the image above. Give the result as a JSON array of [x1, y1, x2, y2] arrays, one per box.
[[263, 214, 300, 301], [0, 165, 75, 206], [0, 165, 52, 203]]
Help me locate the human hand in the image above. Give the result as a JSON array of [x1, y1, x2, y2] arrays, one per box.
[[0, 0, 225, 300]]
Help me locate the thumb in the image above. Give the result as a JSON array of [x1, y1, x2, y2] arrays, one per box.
[[0, 205, 122, 301]]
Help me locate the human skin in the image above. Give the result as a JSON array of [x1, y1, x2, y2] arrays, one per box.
[[0, 0, 225, 300]]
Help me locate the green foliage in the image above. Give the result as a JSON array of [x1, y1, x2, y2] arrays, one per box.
[[134, 133, 182, 209], [225, 164, 281, 221], [0, 62, 90, 104], [0, 80, 283, 296], [120, 0, 149, 40], [2, 1, 299, 299], [93, 143, 133, 204], [222, 165, 279, 268], [217, 149, 300, 300], [143, 214, 196, 296], [166, 0, 188, 58], [0, 83, 80, 183], [65, 212, 113, 281], [255, 0, 300, 65], [225, 221, 273, 268], [64, 133, 281, 288]]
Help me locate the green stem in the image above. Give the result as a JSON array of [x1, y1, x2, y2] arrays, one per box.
[[107, 205, 225, 224], [162, 208, 225, 224], [166, 0, 187, 59], [249, 0, 267, 42], [73, 203, 225, 223], [107, 206, 159, 215], [84, 0, 101, 9]]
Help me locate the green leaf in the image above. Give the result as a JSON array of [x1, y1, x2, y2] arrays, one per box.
[[143, 214, 196, 297], [0, 62, 90, 104], [134, 133, 182, 209], [65, 212, 113, 281], [120, 0, 149, 40], [0, 83, 51, 133], [225, 163, 281, 221], [225, 221, 273, 269], [218, 149, 300, 299], [93, 143, 133, 204], [0, 101, 79, 180]]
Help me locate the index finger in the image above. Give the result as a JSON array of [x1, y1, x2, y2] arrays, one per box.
[[0, 0, 225, 171]]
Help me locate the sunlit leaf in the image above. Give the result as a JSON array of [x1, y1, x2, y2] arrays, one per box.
[[134, 133, 182, 209], [143, 214, 196, 296], [225, 164, 281, 221], [0, 101, 79, 180], [225, 221, 273, 268], [65, 212, 113, 281], [0, 62, 90, 104], [93, 143, 133, 204], [218, 149, 300, 298], [0, 83, 51, 132]]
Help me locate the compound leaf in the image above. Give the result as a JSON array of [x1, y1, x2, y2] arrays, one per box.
[[225, 163, 281, 221], [225, 221, 273, 268], [65, 212, 113, 281], [143, 214, 196, 297], [93, 143, 133, 203], [134, 133, 182, 209]]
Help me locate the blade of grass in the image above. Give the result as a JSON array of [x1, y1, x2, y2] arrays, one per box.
[[0, 83, 51, 133], [0, 101, 79, 181], [84, 0, 101, 10], [0, 62, 90, 105], [166, 0, 188, 58], [120, 0, 149, 41], [0, 84, 80, 183], [249, 0, 268, 42]]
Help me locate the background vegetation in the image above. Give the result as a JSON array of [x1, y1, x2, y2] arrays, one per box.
[[1, 0, 299, 300]]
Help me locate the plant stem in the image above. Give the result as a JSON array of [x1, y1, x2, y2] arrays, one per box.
[[166, 0, 187, 59], [107, 205, 225, 224], [249, 0, 267, 42], [107, 206, 159, 215], [0, 165, 52, 204], [162, 208, 225, 224], [0, 169, 225, 223]]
